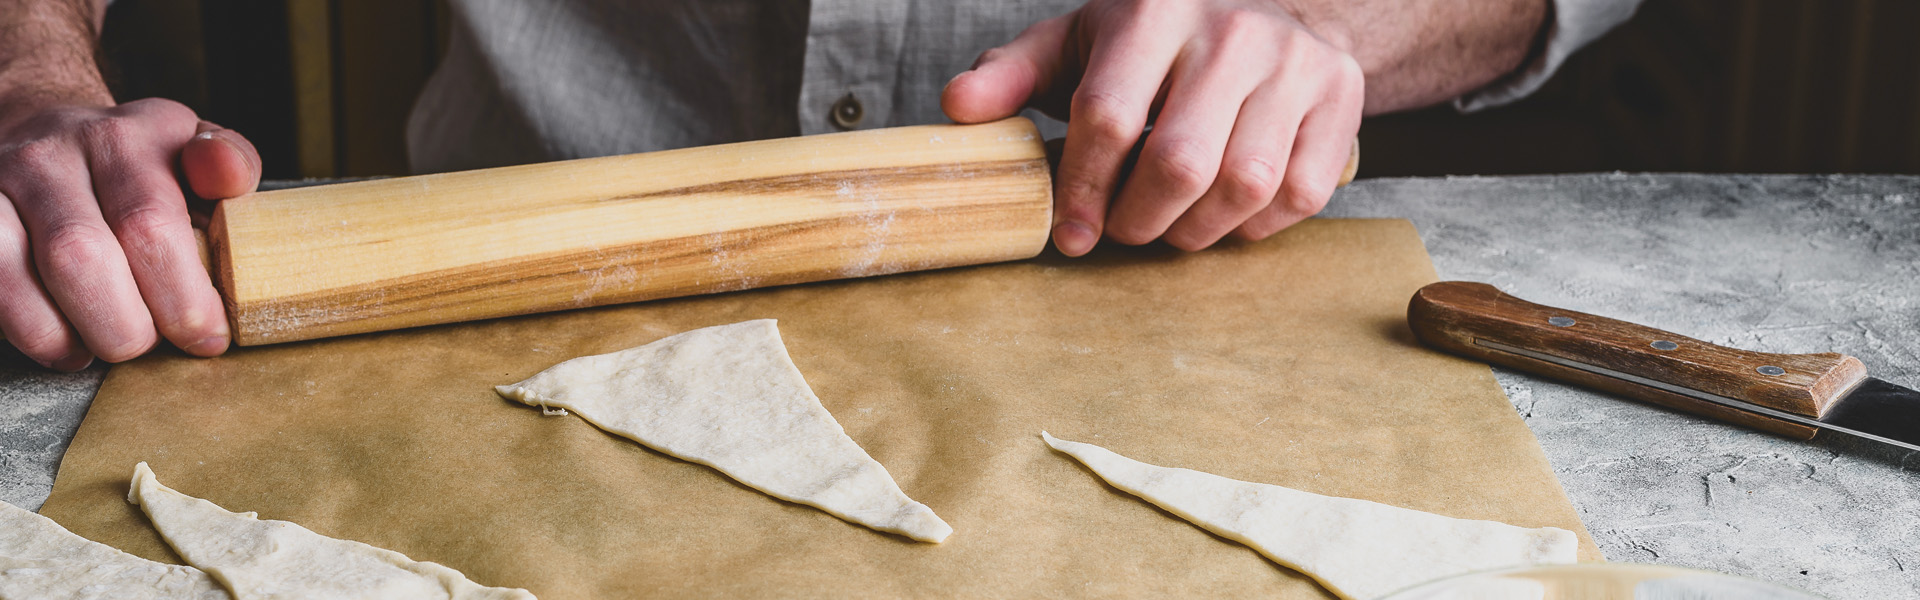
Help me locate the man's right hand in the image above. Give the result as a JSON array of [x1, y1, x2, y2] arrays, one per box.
[[0, 98, 261, 370]]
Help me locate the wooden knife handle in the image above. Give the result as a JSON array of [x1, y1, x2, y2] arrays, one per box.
[[1406, 281, 1867, 439]]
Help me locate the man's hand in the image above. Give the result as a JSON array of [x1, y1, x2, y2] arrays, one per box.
[[942, 0, 1545, 256], [0, 0, 261, 369], [0, 100, 261, 370], [943, 0, 1365, 256]]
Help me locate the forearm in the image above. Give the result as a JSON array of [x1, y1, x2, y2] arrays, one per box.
[[1285, 0, 1549, 115], [0, 0, 112, 129]]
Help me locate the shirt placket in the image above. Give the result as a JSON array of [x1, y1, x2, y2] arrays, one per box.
[[798, 0, 911, 135]]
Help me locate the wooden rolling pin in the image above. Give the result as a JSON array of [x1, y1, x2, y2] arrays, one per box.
[[213, 118, 1051, 345], [201, 117, 1358, 346]]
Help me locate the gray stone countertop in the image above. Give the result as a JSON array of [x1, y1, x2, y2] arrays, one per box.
[[3, 173, 1916, 598]]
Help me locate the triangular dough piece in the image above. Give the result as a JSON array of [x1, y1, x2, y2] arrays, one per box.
[[126, 463, 535, 600], [0, 499, 229, 599], [1041, 432, 1576, 600], [495, 319, 952, 543]]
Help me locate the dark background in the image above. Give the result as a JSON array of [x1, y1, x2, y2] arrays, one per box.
[[99, 0, 1920, 179]]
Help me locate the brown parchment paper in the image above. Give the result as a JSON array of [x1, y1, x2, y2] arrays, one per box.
[[38, 219, 1600, 599]]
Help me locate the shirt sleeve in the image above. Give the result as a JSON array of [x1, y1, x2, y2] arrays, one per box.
[[1453, 0, 1645, 113]]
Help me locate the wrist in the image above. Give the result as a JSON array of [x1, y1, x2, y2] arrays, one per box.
[[1270, 0, 1359, 56], [0, 1, 114, 128], [0, 54, 112, 125], [0, 77, 110, 132]]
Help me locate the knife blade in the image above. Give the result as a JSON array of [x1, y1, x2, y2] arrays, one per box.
[[1406, 281, 1920, 452]]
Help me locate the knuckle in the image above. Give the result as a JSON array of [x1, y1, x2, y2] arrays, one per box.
[[1279, 177, 1335, 216], [170, 302, 225, 339], [1071, 90, 1143, 143], [109, 204, 186, 253], [1336, 53, 1364, 81], [1058, 178, 1110, 210], [78, 117, 139, 149], [1212, 9, 1269, 43], [1326, 55, 1365, 98], [1223, 156, 1282, 208], [1055, 181, 1117, 226], [1147, 138, 1215, 193], [1, 138, 66, 172], [1282, 30, 1321, 55], [1280, 34, 1330, 70], [41, 223, 117, 275]]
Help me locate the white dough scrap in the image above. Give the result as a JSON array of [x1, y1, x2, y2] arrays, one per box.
[[1041, 432, 1577, 600], [127, 463, 535, 600], [495, 319, 951, 543], [0, 499, 229, 600]]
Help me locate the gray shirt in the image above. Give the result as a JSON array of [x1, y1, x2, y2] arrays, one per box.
[[407, 0, 1642, 175]]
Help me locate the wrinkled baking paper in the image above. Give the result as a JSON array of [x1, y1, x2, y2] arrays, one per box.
[[39, 219, 1600, 598]]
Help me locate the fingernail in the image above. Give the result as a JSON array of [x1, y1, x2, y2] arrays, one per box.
[[943, 70, 970, 94], [53, 353, 94, 372], [1053, 221, 1096, 256], [215, 134, 261, 178], [185, 335, 229, 356], [195, 131, 217, 141], [32, 356, 54, 369]]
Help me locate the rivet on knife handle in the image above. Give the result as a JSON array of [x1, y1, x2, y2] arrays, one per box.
[[1405, 281, 1868, 440]]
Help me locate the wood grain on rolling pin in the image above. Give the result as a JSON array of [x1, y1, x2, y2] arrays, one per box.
[[211, 118, 1053, 346]]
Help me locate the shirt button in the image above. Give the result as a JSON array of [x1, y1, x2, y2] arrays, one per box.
[[830, 94, 864, 130]]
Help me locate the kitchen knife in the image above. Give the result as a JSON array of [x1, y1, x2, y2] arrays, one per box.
[[1407, 281, 1920, 452]]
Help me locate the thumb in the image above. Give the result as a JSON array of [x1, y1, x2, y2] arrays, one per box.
[[942, 14, 1074, 124], [181, 121, 262, 201]]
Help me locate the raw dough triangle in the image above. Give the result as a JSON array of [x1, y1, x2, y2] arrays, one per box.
[[1042, 432, 1576, 600], [126, 463, 535, 600], [495, 319, 952, 543], [0, 499, 229, 599]]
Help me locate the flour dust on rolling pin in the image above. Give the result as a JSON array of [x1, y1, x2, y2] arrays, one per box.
[[208, 118, 1054, 346]]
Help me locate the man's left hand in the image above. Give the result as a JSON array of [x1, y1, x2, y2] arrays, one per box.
[[942, 0, 1365, 256]]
